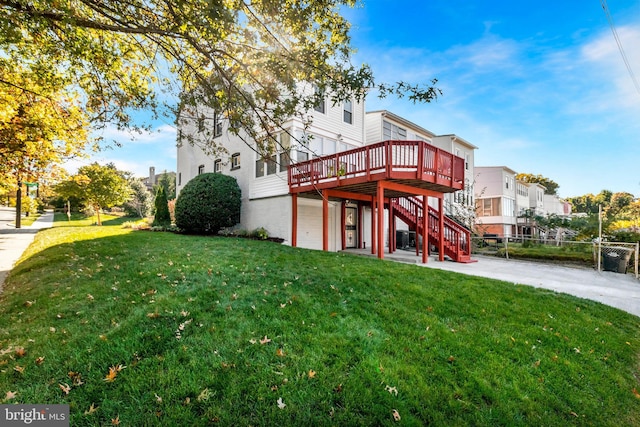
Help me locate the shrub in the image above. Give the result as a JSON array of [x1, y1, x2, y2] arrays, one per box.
[[152, 186, 171, 227], [174, 173, 241, 234]]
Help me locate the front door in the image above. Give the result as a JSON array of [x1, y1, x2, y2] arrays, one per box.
[[345, 207, 358, 248]]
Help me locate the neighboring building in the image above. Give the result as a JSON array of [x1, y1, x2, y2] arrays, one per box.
[[177, 90, 473, 263], [144, 167, 176, 195], [474, 166, 517, 237], [475, 167, 572, 238]]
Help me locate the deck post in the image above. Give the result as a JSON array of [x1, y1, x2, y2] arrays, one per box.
[[377, 181, 385, 260], [291, 194, 298, 247], [322, 190, 329, 252], [371, 196, 376, 255], [438, 197, 445, 261], [422, 195, 428, 264], [388, 199, 394, 253], [341, 200, 346, 251], [358, 202, 364, 249]]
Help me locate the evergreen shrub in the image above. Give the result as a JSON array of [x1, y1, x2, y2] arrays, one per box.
[[175, 173, 241, 234]]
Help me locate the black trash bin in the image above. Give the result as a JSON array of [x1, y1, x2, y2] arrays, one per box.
[[396, 230, 409, 249], [602, 247, 633, 273]]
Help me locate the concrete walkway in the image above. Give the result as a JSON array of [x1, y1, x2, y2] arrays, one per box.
[[0, 207, 55, 290], [345, 248, 640, 318]]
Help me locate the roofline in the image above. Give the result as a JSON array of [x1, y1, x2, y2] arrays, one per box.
[[366, 110, 436, 138], [434, 134, 479, 150], [475, 165, 519, 175]]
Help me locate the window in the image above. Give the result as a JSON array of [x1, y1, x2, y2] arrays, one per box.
[[476, 197, 501, 217], [465, 154, 470, 171], [383, 121, 407, 140], [213, 113, 223, 137], [313, 86, 325, 114], [214, 159, 222, 173], [279, 151, 291, 172], [178, 172, 181, 186], [255, 158, 265, 178], [231, 153, 240, 170], [343, 99, 353, 124], [198, 164, 205, 175]]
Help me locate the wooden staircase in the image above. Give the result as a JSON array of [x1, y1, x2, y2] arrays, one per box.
[[392, 197, 475, 263]]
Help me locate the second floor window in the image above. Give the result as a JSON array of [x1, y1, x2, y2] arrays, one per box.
[[343, 99, 353, 124], [313, 86, 325, 114], [213, 113, 223, 137], [214, 159, 222, 173], [231, 153, 240, 170], [198, 164, 205, 175], [383, 121, 406, 140]]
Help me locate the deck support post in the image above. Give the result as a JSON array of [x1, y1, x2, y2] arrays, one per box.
[[423, 195, 428, 264], [377, 181, 385, 260], [371, 196, 376, 254], [438, 196, 445, 261], [291, 194, 298, 247], [341, 200, 346, 251], [322, 190, 329, 252]]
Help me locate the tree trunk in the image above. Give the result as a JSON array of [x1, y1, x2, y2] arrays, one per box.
[[95, 205, 102, 226]]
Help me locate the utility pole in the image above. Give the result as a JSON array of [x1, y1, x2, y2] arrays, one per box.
[[15, 177, 22, 229]]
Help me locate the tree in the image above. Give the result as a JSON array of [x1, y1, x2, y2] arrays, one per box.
[[156, 172, 176, 201], [152, 185, 171, 227], [55, 163, 131, 225], [123, 178, 153, 218], [0, 64, 91, 226], [515, 173, 559, 195], [1, 0, 441, 156]]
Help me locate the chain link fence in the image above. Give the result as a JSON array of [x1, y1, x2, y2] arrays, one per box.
[[472, 235, 639, 279]]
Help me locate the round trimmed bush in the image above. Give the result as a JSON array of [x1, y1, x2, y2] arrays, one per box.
[[175, 173, 241, 234]]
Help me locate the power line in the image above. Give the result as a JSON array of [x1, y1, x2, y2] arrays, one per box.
[[600, 0, 640, 96]]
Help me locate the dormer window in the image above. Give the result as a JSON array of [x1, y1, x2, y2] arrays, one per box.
[[343, 99, 353, 124]]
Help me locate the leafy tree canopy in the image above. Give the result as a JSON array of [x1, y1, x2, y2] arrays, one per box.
[[55, 163, 132, 225], [515, 173, 559, 195], [1, 0, 442, 154], [0, 63, 90, 187]]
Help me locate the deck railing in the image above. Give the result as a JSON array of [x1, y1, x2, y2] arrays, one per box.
[[288, 140, 465, 193]]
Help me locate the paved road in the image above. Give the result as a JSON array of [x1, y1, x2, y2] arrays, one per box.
[[0, 206, 54, 290]]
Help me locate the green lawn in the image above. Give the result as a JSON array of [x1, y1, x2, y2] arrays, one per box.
[[1, 216, 639, 426]]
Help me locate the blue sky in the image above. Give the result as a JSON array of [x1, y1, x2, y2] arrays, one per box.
[[68, 0, 640, 198]]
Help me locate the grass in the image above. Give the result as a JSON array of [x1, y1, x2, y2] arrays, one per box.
[[0, 216, 639, 426], [495, 242, 595, 266]]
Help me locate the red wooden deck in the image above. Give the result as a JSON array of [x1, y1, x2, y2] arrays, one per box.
[[288, 140, 465, 197], [287, 140, 471, 263]]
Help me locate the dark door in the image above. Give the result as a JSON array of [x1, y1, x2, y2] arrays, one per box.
[[345, 207, 358, 248]]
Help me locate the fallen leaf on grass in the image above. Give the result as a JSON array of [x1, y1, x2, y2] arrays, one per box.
[[260, 336, 271, 345], [155, 393, 162, 403], [84, 403, 99, 415], [308, 369, 316, 379], [35, 356, 45, 365], [633, 388, 640, 399], [197, 388, 211, 402], [392, 409, 401, 421], [277, 397, 286, 409], [111, 415, 120, 425], [385, 385, 398, 396], [104, 364, 126, 382], [59, 383, 71, 395], [13, 365, 25, 374], [276, 348, 286, 357], [15, 348, 26, 358], [68, 371, 84, 386], [5, 390, 17, 400]]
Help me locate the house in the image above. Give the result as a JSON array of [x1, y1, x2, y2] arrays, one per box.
[[143, 167, 176, 195], [177, 90, 473, 263], [475, 167, 572, 238], [474, 166, 518, 237]]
